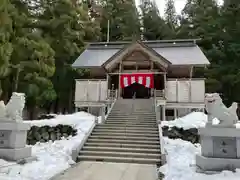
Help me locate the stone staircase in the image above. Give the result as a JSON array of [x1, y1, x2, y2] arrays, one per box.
[[78, 99, 161, 165]]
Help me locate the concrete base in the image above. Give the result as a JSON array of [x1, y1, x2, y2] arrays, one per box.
[[0, 147, 32, 161], [196, 154, 240, 171]]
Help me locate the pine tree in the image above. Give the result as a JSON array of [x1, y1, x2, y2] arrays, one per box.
[[164, 0, 177, 33], [0, 0, 13, 96], [218, 0, 240, 103], [100, 0, 140, 41], [140, 0, 171, 40], [37, 0, 100, 113], [7, 0, 56, 118]]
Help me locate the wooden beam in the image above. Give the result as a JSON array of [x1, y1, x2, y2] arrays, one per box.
[[150, 61, 154, 70], [108, 72, 166, 75]]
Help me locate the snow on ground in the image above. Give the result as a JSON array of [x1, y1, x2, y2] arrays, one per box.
[[0, 112, 95, 180], [161, 112, 220, 130], [159, 137, 240, 180]]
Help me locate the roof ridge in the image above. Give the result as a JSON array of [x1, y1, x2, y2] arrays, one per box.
[[86, 39, 201, 45]]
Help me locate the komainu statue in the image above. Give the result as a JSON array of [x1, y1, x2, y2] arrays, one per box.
[[205, 93, 238, 126], [0, 92, 25, 121]]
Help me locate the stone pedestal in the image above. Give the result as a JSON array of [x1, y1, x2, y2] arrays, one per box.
[[196, 126, 240, 171], [0, 121, 31, 161]]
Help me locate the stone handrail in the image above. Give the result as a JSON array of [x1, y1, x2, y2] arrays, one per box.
[[153, 89, 167, 165], [105, 90, 118, 122]]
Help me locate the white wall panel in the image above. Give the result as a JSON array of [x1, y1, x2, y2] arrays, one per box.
[[166, 80, 177, 102], [191, 80, 205, 102], [178, 81, 190, 102], [75, 80, 107, 102], [166, 79, 205, 103]]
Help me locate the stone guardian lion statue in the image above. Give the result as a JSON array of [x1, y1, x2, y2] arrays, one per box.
[[205, 93, 238, 127], [0, 92, 25, 121]]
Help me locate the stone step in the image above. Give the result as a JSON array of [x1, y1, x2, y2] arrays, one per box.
[[107, 116, 156, 120], [77, 155, 160, 164], [106, 119, 156, 122], [108, 114, 156, 117], [82, 146, 161, 154], [106, 119, 156, 123], [95, 124, 158, 131], [89, 135, 159, 141], [100, 123, 157, 128], [109, 111, 155, 114], [87, 138, 159, 145], [79, 150, 161, 159], [93, 128, 158, 134], [91, 132, 159, 137], [105, 122, 157, 126], [85, 142, 160, 149], [110, 110, 155, 113]]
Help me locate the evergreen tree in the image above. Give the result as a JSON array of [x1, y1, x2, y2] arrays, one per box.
[[0, 0, 13, 96], [178, 0, 223, 94], [8, 0, 56, 118], [218, 0, 240, 103], [140, 0, 171, 40], [100, 0, 140, 41], [37, 0, 100, 113], [164, 0, 177, 33]]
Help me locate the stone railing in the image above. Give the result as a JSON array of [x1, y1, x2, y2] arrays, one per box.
[[107, 89, 118, 100], [154, 89, 165, 98]]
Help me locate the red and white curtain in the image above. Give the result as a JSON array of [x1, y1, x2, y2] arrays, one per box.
[[120, 73, 154, 88]]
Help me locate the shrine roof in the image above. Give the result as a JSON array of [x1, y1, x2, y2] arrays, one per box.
[[72, 39, 210, 68]]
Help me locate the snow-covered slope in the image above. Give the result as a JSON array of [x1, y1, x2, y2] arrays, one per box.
[[0, 112, 95, 180]]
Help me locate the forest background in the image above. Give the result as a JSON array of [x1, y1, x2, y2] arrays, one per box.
[[0, 0, 238, 119]]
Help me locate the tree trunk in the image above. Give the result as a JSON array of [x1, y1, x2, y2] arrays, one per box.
[[29, 106, 38, 120], [68, 87, 73, 113], [13, 68, 20, 92]]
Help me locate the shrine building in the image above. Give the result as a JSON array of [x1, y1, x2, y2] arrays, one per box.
[[72, 39, 210, 120]]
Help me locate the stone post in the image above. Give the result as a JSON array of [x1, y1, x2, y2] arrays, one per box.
[[0, 92, 34, 162], [162, 105, 166, 121], [101, 105, 105, 123]]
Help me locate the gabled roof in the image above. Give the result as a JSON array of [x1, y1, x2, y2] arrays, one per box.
[[72, 39, 210, 68]]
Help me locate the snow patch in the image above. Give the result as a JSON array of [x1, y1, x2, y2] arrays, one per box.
[[161, 112, 220, 130], [0, 112, 95, 180], [159, 138, 240, 180]]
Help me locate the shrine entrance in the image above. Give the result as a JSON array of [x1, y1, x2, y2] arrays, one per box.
[[120, 73, 153, 99], [122, 83, 151, 99]]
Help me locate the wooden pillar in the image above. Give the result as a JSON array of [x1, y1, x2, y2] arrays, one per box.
[[118, 62, 122, 98], [150, 61, 154, 70], [163, 73, 167, 98], [106, 74, 110, 99], [106, 74, 110, 89], [176, 79, 178, 102], [189, 66, 193, 102]]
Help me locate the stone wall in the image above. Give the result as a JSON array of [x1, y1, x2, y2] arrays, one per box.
[[27, 125, 77, 145], [162, 126, 199, 144]]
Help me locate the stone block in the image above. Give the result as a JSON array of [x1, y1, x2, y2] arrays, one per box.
[[196, 154, 240, 171], [0, 147, 32, 161], [213, 137, 237, 159], [0, 122, 30, 149], [198, 127, 240, 137]]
